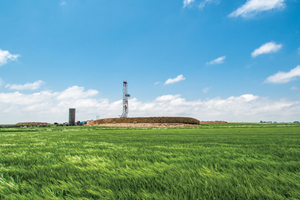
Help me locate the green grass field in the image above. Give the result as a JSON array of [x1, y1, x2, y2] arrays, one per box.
[[0, 123, 300, 199]]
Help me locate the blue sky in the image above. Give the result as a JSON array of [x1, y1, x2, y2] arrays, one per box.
[[0, 0, 300, 123]]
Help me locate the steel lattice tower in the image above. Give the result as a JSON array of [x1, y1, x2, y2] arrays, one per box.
[[121, 81, 130, 118]]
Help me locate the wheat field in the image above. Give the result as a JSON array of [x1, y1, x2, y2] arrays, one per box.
[[0, 123, 299, 199]]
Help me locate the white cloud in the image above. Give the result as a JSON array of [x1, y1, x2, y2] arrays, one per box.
[[264, 65, 300, 84], [155, 82, 159, 85], [165, 75, 185, 85], [203, 87, 212, 93], [229, 0, 285, 18], [5, 80, 45, 90], [251, 42, 282, 57], [291, 86, 298, 91], [184, 0, 218, 8], [156, 94, 181, 101], [0, 49, 20, 66], [60, 1, 66, 6], [206, 56, 226, 65], [199, 0, 218, 9], [183, 0, 195, 8], [0, 77, 4, 87], [298, 47, 300, 55], [0, 88, 299, 124], [56, 86, 98, 100]]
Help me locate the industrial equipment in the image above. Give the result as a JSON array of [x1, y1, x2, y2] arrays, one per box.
[[120, 81, 130, 118]]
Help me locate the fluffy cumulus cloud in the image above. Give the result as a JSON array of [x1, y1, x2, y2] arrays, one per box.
[[0, 49, 20, 66], [156, 94, 181, 101], [264, 65, 300, 84], [251, 42, 282, 57], [56, 86, 98, 99], [5, 80, 45, 90], [206, 56, 226, 65], [0, 87, 299, 124], [229, 0, 285, 17], [0, 86, 100, 123], [165, 75, 185, 85]]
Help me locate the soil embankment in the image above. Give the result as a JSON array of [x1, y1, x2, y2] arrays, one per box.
[[17, 122, 48, 125], [200, 121, 228, 124], [87, 117, 200, 127]]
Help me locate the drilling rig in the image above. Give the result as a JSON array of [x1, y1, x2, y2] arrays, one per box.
[[120, 81, 130, 118]]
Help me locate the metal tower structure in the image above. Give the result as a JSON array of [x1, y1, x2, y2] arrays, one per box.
[[121, 81, 130, 118]]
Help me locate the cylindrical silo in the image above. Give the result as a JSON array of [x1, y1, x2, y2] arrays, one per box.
[[69, 108, 76, 126]]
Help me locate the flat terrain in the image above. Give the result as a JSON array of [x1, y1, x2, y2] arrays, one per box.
[[0, 123, 300, 199]]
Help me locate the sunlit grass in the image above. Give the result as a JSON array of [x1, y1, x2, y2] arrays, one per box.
[[0, 123, 300, 199]]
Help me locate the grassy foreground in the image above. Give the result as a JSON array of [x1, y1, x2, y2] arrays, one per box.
[[0, 124, 300, 199]]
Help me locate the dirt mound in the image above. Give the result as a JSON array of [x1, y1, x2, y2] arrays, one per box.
[[200, 121, 228, 124], [87, 117, 200, 126], [17, 122, 48, 125], [94, 123, 198, 127]]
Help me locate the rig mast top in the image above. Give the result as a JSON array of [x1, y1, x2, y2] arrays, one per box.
[[121, 81, 130, 118]]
